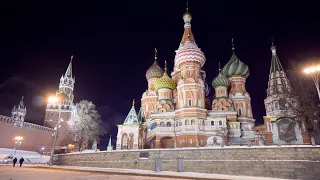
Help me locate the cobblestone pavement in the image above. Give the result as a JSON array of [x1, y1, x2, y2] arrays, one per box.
[[0, 166, 189, 180]]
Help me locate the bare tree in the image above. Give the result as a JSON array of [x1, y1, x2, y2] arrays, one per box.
[[69, 100, 102, 151], [286, 60, 318, 132]]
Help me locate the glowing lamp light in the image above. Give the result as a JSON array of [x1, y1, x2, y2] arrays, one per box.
[[48, 96, 59, 103], [14, 136, 23, 141]]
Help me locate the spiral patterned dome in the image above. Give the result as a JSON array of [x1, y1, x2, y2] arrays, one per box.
[[146, 60, 163, 80], [154, 72, 176, 90], [212, 72, 229, 88], [175, 39, 206, 67], [222, 53, 250, 78]]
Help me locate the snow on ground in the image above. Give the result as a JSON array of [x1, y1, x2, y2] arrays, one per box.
[[0, 148, 50, 164], [29, 165, 288, 180]]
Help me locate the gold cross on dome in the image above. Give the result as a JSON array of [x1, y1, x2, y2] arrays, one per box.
[[132, 99, 135, 106]]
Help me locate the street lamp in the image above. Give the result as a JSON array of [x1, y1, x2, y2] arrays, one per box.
[[48, 96, 64, 166], [304, 65, 320, 99], [14, 136, 23, 155]]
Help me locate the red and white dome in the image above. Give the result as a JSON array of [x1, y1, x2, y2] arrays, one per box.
[[174, 12, 206, 67], [175, 39, 206, 67]]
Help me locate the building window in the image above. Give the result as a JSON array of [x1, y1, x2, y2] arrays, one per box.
[[175, 121, 179, 127], [188, 99, 192, 106], [219, 121, 222, 126], [160, 122, 165, 127], [200, 140, 203, 145], [191, 119, 195, 125], [185, 120, 190, 125], [211, 121, 214, 126], [190, 139, 193, 144], [167, 122, 171, 127]]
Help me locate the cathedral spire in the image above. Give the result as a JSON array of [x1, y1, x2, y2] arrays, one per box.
[[231, 38, 235, 54], [18, 96, 25, 109], [181, 2, 195, 45], [267, 40, 292, 95], [65, 55, 73, 77], [123, 102, 139, 125]]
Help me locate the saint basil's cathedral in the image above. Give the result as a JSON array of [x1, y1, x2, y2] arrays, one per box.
[[116, 8, 311, 149]]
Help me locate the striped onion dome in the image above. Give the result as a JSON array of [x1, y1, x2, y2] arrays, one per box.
[[222, 53, 249, 78], [146, 60, 164, 80], [154, 72, 176, 90], [175, 39, 206, 67], [212, 72, 229, 88]]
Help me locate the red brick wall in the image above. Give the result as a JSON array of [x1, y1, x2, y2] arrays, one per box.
[[0, 117, 53, 153]]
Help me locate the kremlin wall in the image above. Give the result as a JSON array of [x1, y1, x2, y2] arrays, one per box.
[[0, 115, 53, 154]]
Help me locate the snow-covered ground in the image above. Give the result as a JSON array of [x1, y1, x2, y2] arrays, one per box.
[[0, 148, 50, 164]]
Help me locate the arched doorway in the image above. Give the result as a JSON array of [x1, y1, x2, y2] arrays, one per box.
[[128, 133, 134, 149], [121, 133, 128, 149]]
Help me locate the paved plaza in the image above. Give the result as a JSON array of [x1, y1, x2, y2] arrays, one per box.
[[0, 166, 188, 180]]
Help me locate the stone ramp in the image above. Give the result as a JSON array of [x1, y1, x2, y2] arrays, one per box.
[[28, 165, 287, 180]]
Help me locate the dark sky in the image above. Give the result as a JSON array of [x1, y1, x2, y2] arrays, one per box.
[[1, 0, 320, 147]]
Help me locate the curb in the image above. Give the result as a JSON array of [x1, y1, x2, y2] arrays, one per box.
[[27, 165, 226, 180]]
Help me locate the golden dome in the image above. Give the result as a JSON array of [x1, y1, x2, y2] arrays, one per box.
[[154, 72, 176, 90], [183, 12, 192, 19]]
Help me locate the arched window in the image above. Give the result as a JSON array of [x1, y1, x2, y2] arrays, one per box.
[[185, 120, 190, 125], [191, 119, 195, 125], [160, 122, 165, 127], [202, 120, 205, 125], [211, 121, 214, 126], [188, 99, 192, 106], [167, 122, 171, 127], [219, 121, 222, 126], [175, 121, 179, 127], [179, 121, 182, 126]]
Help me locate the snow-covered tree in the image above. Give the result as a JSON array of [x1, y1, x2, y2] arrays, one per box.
[[71, 100, 101, 151]]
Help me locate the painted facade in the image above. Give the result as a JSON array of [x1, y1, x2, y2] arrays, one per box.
[[116, 10, 256, 150], [254, 43, 311, 145]]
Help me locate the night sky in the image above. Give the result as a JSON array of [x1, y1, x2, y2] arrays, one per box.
[[1, 0, 320, 147]]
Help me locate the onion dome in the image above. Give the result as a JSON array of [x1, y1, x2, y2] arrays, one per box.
[[174, 6, 206, 67], [212, 72, 229, 88], [222, 39, 249, 78], [146, 48, 164, 80], [154, 61, 176, 90]]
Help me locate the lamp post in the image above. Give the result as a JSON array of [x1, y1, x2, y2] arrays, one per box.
[[303, 65, 320, 100], [48, 96, 64, 166], [13, 136, 23, 155]]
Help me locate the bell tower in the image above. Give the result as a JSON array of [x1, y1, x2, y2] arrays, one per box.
[[44, 56, 75, 129], [12, 96, 27, 127]]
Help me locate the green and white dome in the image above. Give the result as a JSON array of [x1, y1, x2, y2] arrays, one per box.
[[212, 72, 229, 88], [222, 53, 250, 78]]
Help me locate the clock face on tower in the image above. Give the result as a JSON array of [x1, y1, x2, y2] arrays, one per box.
[[276, 117, 296, 142]]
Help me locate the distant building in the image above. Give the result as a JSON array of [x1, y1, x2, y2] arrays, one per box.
[[44, 57, 76, 130], [0, 57, 77, 154], [116, 9, 255, 150], [44, 57, 76, 145]]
